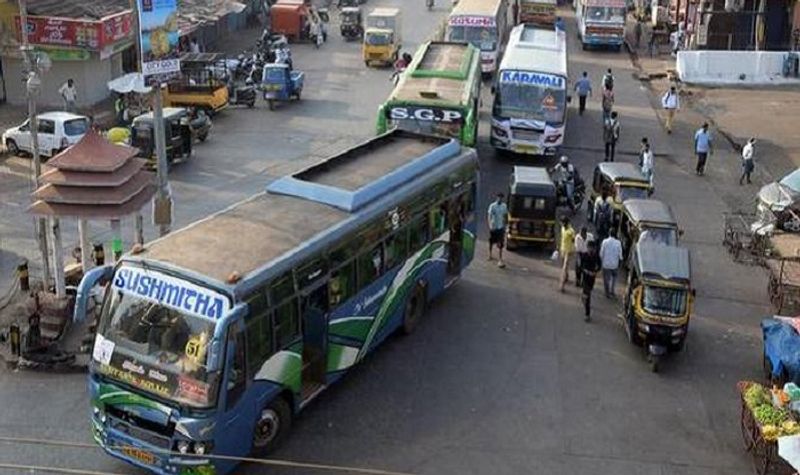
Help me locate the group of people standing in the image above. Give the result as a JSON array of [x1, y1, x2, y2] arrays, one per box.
[[573, 69, 622, 164]]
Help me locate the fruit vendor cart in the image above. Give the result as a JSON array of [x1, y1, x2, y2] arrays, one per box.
[[738, 380, 797, 474], [723, 211, 772, 266]]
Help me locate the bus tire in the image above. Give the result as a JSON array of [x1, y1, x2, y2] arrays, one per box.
[[251, 396, 292, 456], [402, 283, 427, 335]]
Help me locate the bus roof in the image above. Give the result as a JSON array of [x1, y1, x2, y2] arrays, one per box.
[[389, 42, 479, 105], [500, 25, 567, 78], [137, 131, 472, 290], [450, 0, 502, 19]]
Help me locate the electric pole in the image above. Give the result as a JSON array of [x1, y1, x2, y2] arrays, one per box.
[[19, 0, 52, 290]]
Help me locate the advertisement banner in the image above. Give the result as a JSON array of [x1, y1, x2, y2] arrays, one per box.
[[137, 0, 180, 82], [15, 13, 133, 51]]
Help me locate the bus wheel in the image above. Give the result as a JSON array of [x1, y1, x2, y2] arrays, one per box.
[[251, 397, 292, 456], [402, 283, 426, 335]]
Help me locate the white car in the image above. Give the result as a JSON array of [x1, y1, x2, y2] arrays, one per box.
[[2, 111, 91, 158]]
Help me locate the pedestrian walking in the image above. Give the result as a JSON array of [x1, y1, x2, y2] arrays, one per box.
[[634, 18, 643, 49], [59, 79, 77, 113], [487, 192, 508, 268], [639, 137, 650, 167], [558, 217, 576, 292], [602, 68, 614, 91], [740, 138, 756, 185], [574, 226, 594, 287], [601, 88, 614, 120], [661, 85, 679, 134], [603, 111, 620, 161], [599, 231, 623, 298], [594, 191, 612, 242], [641, 141, 654, 185], [647, 26, 657, 57], [574, 71, 592, 116], [580, 240, 602, 321], [694, 122, 713, 176]]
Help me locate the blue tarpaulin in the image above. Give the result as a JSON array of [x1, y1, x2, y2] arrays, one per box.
[[763, 318, 800, 382]]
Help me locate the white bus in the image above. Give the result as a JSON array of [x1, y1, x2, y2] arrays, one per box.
[[490, 24, 568, 156], [445, 0, 513, 76], [575, 0, 627, 50]]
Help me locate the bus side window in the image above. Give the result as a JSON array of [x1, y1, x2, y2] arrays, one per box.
[[466, 183, 476, 213], [245, 290, 272, 379], [329, 262, 355, 308], [357, 244, 383, 289], [273, 299, 300, 349], [408, 215, 430, 254], [226, 325, 246, 410], [430, 203, 448, 236], [384, 232, 408, 271]]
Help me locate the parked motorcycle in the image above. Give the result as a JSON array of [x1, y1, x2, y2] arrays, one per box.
[[228, 78, 257, 108]]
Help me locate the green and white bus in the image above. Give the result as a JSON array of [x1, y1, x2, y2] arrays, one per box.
[[377, 41, 481, 147], [81, 130, 479, 475]]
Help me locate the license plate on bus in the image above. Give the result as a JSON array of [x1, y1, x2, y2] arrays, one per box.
[[121, 446, 156, 466], [514, 144, 539, 154]]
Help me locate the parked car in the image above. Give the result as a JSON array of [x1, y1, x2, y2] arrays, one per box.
[[2, 112, 90, 158]]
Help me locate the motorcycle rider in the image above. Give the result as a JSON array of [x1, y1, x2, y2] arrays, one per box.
[[554, 155, 579, 211], [391, 52, 414, 83]]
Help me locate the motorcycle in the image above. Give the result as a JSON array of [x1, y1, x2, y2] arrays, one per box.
[[228, 78, 256, 108], [554, 176, 586, 212]]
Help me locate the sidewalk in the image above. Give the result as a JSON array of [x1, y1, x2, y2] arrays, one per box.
[[624, 20, 800, 212]]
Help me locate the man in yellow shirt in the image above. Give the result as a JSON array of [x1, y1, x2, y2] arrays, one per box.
[[559, 217, 576, 292]]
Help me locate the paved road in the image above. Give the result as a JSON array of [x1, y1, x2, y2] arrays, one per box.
[[0, 3, 770, 475]]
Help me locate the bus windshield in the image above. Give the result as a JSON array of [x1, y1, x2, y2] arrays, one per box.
[[448, 26, 497, 51], [586, 6, 626, 22], [96, 289, 220, 408], [495, 82, 566, 123]]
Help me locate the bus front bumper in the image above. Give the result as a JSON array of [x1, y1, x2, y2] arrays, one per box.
[[92, 415, 217, 475], [583, 35, 624, 46]]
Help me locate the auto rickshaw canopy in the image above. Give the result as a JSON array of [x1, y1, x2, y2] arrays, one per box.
[[635, 241, 691, 284], [341, 6, 361, 23], [510, 166, 556, 197], [597, 162, 650, 185], [623, 199, 677, 227], [131, 107, 188, 126]]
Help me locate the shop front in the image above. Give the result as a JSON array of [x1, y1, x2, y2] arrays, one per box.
[[1, 10, 136, 108]]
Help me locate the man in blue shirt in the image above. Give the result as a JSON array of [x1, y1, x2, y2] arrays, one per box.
[[574, 71, 592, 116], [694, 122, 713, 176]]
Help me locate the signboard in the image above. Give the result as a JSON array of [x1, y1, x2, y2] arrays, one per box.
[[500, 70, 566, 89], [448, 15, 496, 27], [112, 266, 231, 320], [15, 12, 133, 51], [137, 0, 181, 81], [388, 106, 463, 123]]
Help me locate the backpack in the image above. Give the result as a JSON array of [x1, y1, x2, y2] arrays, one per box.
[[596, 200, 611, 225]]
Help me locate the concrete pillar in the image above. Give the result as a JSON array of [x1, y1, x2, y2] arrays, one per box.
[[51, 217, 66, 298], [134, 213, 144, 246], [78, 219, 92, 273], [110, 219, 123, 261]]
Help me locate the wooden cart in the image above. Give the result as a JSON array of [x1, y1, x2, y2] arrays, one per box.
[[738, 381, 794, 475]]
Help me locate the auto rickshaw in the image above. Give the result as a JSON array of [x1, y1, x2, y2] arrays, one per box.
[[340, 7, 363, 40], [586, 162, 653, 225], [617, 199, 682, 265], [162, 53, 229, 115], [261, 63, 305, 110], [622, 242, 694, 373], [506, 166, 557, 250], [130, 108, 207, 166]]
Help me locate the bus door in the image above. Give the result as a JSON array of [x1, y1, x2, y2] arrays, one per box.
[[217, 318, 256, 463], [301, 283, 329, 398], [447, 196, 465, 276]]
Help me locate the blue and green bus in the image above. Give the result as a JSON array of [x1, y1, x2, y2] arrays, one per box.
[[80, 130, 479, 475]]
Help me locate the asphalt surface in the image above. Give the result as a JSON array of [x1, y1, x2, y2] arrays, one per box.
[[0, 3, 772, 475]]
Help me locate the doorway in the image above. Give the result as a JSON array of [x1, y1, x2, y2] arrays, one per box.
[[301, 284, 328, 400]]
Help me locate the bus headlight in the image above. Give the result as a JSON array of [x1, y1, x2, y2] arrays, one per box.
[[176, 440, 191, 454], [544, 133, 562, 143], [492, 126, 507, 138]]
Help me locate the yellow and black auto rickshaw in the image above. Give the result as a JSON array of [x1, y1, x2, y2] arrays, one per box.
[[617, 198, 682, 265], [162, 53, 230, 115], [587, 162, 653, 225], [623, 241, 694, 373], [506, 166, 557, 250], [130, 108, 192, 166]]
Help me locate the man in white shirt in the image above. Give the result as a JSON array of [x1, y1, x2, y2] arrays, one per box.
[[599, 231, 623, 298], [487, 192, 508, 268], [59, 79, 77, 112], [661, 86, 679, 134], [740, 138, 756, 185]]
